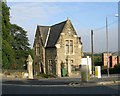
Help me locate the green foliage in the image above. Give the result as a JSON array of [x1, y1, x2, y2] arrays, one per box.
[[2, 2, 12, 42], [10, 24, 31, 69], [2, 2, 32, 70], [83, 52, 103, 66], [102, 64, 120, 74], [0, 2, 2, 67], [2, 2, 16, 69], [10, 24, 30, 51], [2, 40, 16, 69], [37, 73, 56, 78], [114, 64, 120, 73], [94, 55, 103, 66]]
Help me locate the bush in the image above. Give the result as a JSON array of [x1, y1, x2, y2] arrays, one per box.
[[114, 64, 120, 73], [37, 73, 56, 78], [102, 64, 120, 74]]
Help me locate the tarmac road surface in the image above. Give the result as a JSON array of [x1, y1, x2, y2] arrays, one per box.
[[2, 84, 120, 94]]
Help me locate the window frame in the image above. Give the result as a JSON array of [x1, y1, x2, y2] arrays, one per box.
[[65, 39, 74, 55]]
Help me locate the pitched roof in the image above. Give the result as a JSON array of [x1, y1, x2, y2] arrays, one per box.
[[38, 26, 50, 46], [46, 20, 67, 47], [37, 19, 76, 48]]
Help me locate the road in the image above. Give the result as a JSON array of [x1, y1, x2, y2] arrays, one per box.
[[2, 84, 120, 95], [1, 76, 120, 95], [2, 75, 120, 85]]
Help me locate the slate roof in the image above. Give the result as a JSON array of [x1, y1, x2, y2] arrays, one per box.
[[38, 26, 50, 46], [46, 20, 67, 47], [37, 19, 77, 48]]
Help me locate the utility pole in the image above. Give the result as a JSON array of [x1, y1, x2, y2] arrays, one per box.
[[91, 30, 94, 75], [106, 17, 109, 77]]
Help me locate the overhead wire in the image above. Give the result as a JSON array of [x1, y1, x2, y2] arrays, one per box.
[[61, 9, 119, 33], [93, 19, 119, 32]]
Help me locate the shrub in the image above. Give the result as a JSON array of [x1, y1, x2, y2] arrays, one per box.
[[114, 64, 120, 73], [102, 64, 120, 74], [37, 73, 56, 78]]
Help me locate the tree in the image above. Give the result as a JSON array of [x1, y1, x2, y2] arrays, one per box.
[[2, 40, 16, 69], [2, 2, 16, 69], [94, 54, 103, 66], [2, 2, 32, 69], [10, 24, 31, 69]]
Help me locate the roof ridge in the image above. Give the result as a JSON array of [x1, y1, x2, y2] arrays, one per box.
[[37, 20, 67, 27], [37, 25, 51, 27], [45, 20, 67, 48], [51, 20, 67, 27]]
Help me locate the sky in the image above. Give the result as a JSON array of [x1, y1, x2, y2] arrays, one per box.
[[7, 1, 119, 53]]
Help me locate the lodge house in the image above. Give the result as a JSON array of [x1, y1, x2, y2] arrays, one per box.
[[33, 18, 83, 77]]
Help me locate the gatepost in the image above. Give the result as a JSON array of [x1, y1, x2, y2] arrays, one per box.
[[26, 55, 33, 79], [95, 66, 101, 78], [81, 65, 90, 82]]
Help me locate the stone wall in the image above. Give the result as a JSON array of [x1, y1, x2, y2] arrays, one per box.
[[43, 20, 82, 77], [45, 48, 57, 75], [54, 21, 82, 77], [33, 19, 82, 77], [2, 70, 27, 79]]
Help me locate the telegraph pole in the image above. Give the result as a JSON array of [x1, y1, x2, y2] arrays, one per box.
[[91, 30, 94, 75]]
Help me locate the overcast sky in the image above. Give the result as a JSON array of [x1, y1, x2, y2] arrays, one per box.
[[7, 1, 119, 53]]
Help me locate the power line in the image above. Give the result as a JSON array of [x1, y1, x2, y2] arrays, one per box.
[[61, 9, 119, 33], [94, 19, 119, 32], [63, 11, 119, 33]]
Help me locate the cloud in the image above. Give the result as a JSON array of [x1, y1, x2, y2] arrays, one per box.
[[8, 2, 118, 52], [9, 2, 66, 47]]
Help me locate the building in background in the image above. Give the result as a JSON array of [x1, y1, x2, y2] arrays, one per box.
[[102, 52, 120, 68], [33, 18, 82, 77]]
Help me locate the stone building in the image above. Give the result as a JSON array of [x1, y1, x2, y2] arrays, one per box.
[[33, 18, 82, 77]]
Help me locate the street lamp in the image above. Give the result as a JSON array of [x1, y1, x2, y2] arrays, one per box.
[[106, 14, 119, 77]]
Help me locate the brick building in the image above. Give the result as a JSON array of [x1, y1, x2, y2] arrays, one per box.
[[33, 18, 82, 77], [102, 52, 120, 68]]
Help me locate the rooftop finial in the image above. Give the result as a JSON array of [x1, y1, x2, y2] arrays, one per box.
[[67, 17, 69, 20]]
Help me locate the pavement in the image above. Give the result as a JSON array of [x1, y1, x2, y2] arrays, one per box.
[[68, 75, 120, 87], [1, 74, 120, 87]]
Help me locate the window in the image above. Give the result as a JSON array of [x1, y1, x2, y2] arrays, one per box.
[[70, 40, 73, 54], [48, 60, 52, 73], [65, 40, 73, 54], [65, 40, 69, 54], [35, 43, 40, 55]]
